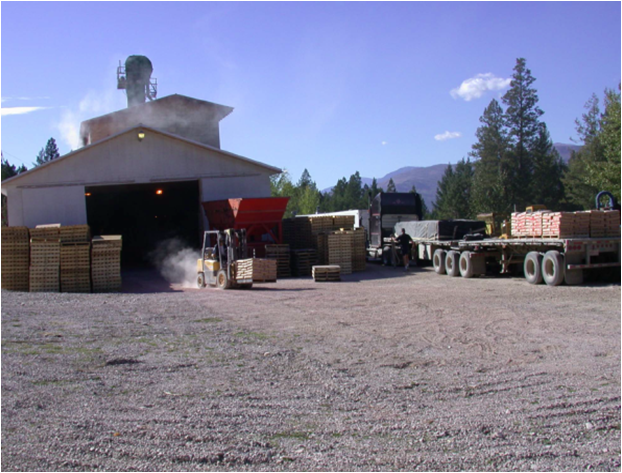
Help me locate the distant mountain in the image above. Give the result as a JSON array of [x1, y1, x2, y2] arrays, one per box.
[[324, 143, 580, 207]]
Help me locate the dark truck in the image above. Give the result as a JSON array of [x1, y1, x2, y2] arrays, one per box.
[[367, 192, 422, 264]]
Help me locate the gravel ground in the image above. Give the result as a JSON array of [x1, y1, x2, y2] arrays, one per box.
[[2, 264, 620, 471]]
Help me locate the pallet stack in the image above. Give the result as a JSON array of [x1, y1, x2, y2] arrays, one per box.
[[352, 227, 367, 272], [29, 236, 61, 293], [1, 226, 30, 291], [91, 235, 122, 292], [316, 233, 329, 265], [328, 231, 353, 275], [309, 216, 334, 234], [60, 243, 91, 293], [312, 265, 341, 282], [333, 215, 355, 229], [235, 258, 277, 282], [60, 225, 91, 243], [290, 249, 318, 276], [604, 210, 621, 236], [589, 210, 607, 238], [511, 212, 527, 237], [282, 218, 315, 250], [265, 244, 291, 278]]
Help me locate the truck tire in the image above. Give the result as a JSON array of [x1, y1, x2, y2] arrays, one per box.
[[432, 249, 446, 275], [542, 250, 565, 286], [216, 269, 232, 290], [523, 252, 543, 285], [459, 251, 475, 278], [197, 272, 206, 288], [445, 251, 460, 277]]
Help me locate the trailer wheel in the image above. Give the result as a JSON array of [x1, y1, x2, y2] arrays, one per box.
[[524, 252, 543, 285], [432, 249, 446, 274], [445, 251, 460, 277], [542, 250, 565, 286], [216, 270, 232, 290], [459, 251, 475, 278]]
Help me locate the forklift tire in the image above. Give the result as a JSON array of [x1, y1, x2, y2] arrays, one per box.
[[524, 252, 543, 285], [445, 251, 460, 277], [197, 272, 206, 288], [216, 270, 232, 290], [433, 249, 446, 275]]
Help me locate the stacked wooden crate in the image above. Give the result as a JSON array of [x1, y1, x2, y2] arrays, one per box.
[[265, 244, 291, 278], [309, 216, 333, 234], [236, 258, 277, 282], [604, 210, 621, 236], [282, 218, 315, 249], [328, 231, 353, 275], [1, 226, 30, 291], [60, 243, 91, 293], [352, 227, 367, 272], [333, 215, 355, 230], [60, 225, 92, 293], [312, 265, 341, 282], [29, 226, 61, 292], [91, 236, 122, 292], [290, 249, 318, 276], [316, 233, 329, 265]]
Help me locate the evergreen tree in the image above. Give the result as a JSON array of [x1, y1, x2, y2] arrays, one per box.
[[587, 86, 621, 201], [530, 123, 566, 209], [433, 159, 473, 219], [2, 154, 28, 181], [501, 58, 544, 208], [386, 178, 397, 192], [33, 137, 61, 167], [370, 178, 383, 200], [470, 99, 512, 213]]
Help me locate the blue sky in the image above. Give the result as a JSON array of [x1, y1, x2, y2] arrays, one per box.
[[1, 2, 620, 190]]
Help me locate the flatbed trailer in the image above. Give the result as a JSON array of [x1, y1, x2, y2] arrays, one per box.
[[414, 236, 621, 286]]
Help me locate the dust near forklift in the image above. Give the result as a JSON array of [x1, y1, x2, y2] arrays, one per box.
[[85, 181, 201, 267]]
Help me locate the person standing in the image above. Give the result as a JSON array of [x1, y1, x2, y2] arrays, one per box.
[[395, 228, 414, 271]]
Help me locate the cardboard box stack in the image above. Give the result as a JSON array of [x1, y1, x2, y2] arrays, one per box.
[[1, 226, 30, 291], [604, 210, 621, 236], [91, 235, 122, 292]]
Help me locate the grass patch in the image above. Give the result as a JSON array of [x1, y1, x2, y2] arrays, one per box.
[[193, 317, 222, 324], [234, 331, 270, 341]]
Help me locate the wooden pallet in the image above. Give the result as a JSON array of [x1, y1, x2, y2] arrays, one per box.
[[265, 244, 291, 278], [290, 249, 318, 277], [312, 265, 341, 282]]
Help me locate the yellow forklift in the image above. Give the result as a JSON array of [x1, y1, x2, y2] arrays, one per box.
[[196, 229, 253, 290]]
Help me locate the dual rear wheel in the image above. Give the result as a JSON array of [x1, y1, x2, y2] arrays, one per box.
[[524, 250, 565, 286]]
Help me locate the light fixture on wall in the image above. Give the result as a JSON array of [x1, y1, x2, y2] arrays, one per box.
[[137, 130, 145, 141], [155, 189, 163, 195], [85, 192, 92, 197]]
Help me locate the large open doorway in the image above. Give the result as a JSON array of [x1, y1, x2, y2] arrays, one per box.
[[85, 181, 201, 267]]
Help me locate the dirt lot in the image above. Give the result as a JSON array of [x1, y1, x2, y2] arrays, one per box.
[[2, 264, 620, 471]]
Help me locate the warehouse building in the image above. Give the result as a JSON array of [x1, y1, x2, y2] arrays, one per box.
[[1, 94, 281, 265]]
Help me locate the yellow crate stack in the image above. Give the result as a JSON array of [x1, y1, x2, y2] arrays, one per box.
[[91, 236, 122, 292], [1, 226, 30, 291]]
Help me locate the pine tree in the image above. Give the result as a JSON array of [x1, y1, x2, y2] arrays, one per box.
[[530, 123, 566, 209], [386, 178, 397, 193], [33, 137, 61, 167], [501, 58, 544, 208], [370, 178, 383, 200], [433, 159, 473, 219], [470, 99, 512, 213]]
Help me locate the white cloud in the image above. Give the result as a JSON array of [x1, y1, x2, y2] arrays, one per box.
[[434, 131, 462, 141], [450, 73, 511, 101], [1, 106, 49, 116]]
